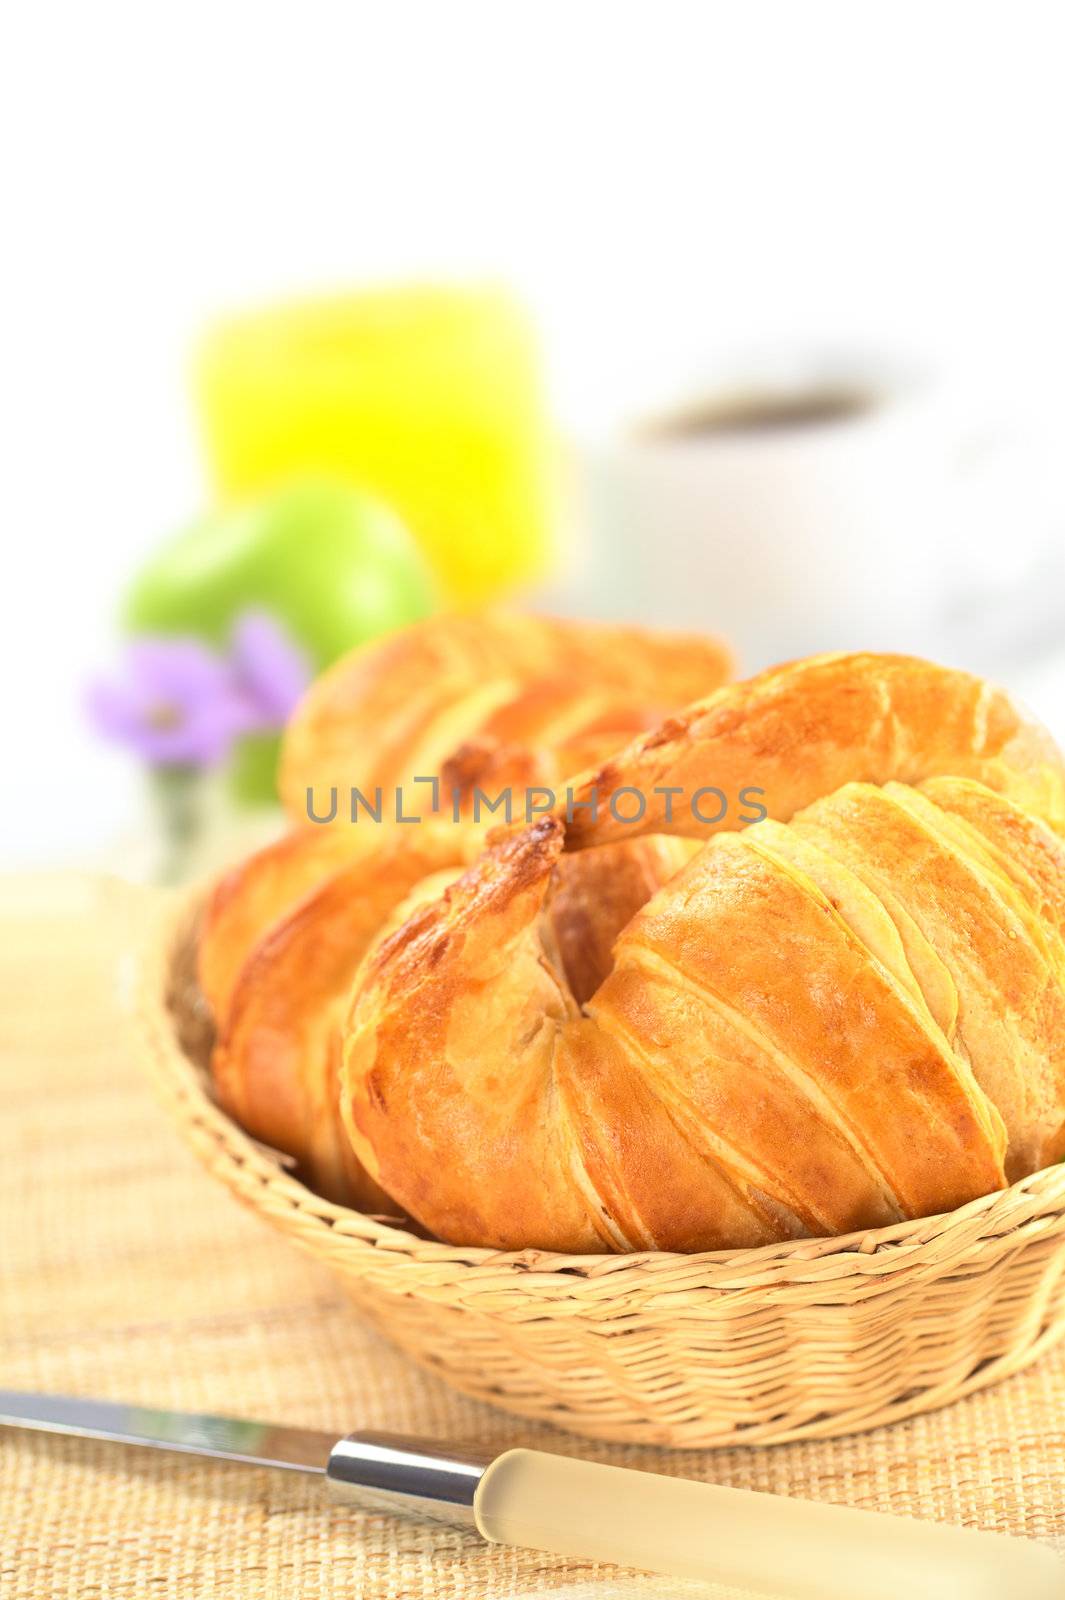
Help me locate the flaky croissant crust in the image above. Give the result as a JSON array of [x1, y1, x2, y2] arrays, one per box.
[[198, 612, 731, 1205], [279, 611, 733, 821], [341, 653, 1065, 1253]]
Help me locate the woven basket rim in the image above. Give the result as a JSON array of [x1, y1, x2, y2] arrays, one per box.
[[139, 883, 1065, 1301]]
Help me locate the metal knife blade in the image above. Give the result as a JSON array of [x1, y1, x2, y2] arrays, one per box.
[[0, 1389, 333, 1473]]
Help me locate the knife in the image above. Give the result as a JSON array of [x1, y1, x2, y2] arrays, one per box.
[[1, 1389, 1060, 1598]]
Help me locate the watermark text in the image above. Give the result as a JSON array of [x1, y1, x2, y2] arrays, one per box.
[[306, 781, 768, 828]]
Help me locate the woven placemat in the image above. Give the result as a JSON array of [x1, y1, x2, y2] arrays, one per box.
[[2, 873, 1064, 1600]]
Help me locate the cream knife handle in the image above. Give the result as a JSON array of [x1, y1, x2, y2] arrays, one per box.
[[326, 1432, 492, 1525], [473, 1450, 1063, 1600]]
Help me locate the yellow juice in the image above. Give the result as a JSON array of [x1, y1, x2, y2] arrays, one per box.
[[195, 285, 555, 605]]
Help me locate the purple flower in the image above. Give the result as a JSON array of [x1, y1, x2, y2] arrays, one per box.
[[86, 611, 311, 771], [229, 610, 311, 728], [86, 637, 255, 768]]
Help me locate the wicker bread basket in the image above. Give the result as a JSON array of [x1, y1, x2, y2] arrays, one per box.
[[139, 889, 1065, 1450]]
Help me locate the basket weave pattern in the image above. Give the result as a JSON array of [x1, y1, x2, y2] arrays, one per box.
[[139, 893, 1065, 1449]]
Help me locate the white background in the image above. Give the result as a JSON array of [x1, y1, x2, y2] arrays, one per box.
[[3, 1, 1065, 866]]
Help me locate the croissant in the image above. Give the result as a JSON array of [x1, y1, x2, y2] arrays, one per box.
[[279, 610, 733, 821], [198, 611, 731, 1202], [340, 653, 1065, 1252]]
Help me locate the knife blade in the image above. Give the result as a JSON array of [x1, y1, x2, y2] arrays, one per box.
[[0, 1389, 333, 1473], [2, 1388, 1061, 1598], [0, 1388, 491, 1523]]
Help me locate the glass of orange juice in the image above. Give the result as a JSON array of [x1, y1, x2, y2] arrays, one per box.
[[195, 284, 556, 606]]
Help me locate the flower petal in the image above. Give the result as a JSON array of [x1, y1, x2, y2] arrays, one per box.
[[229, 610, 311, 727], [85, 635, 254, 767], [125, 637, 234, 704]]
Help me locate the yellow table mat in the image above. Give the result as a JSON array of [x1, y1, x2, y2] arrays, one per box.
[[2, 874, 1064, 1599]]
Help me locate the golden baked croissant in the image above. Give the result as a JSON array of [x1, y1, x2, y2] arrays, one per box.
[[340, 653, 1065, 1252], [279, 610, 733, 821], [198, 611, 731, 1203]]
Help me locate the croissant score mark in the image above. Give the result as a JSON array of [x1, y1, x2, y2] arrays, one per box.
[[305, 781, 770, 828]]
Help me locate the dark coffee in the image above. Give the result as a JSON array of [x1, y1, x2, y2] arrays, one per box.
[[637, 384, 877, 441]]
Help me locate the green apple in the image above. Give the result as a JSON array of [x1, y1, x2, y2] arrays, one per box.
[[126, 476, 435, 664], [125, 477, 436, 800]]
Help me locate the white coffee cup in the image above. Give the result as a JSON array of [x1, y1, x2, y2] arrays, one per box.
[[559, 353, 1064, 674]]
